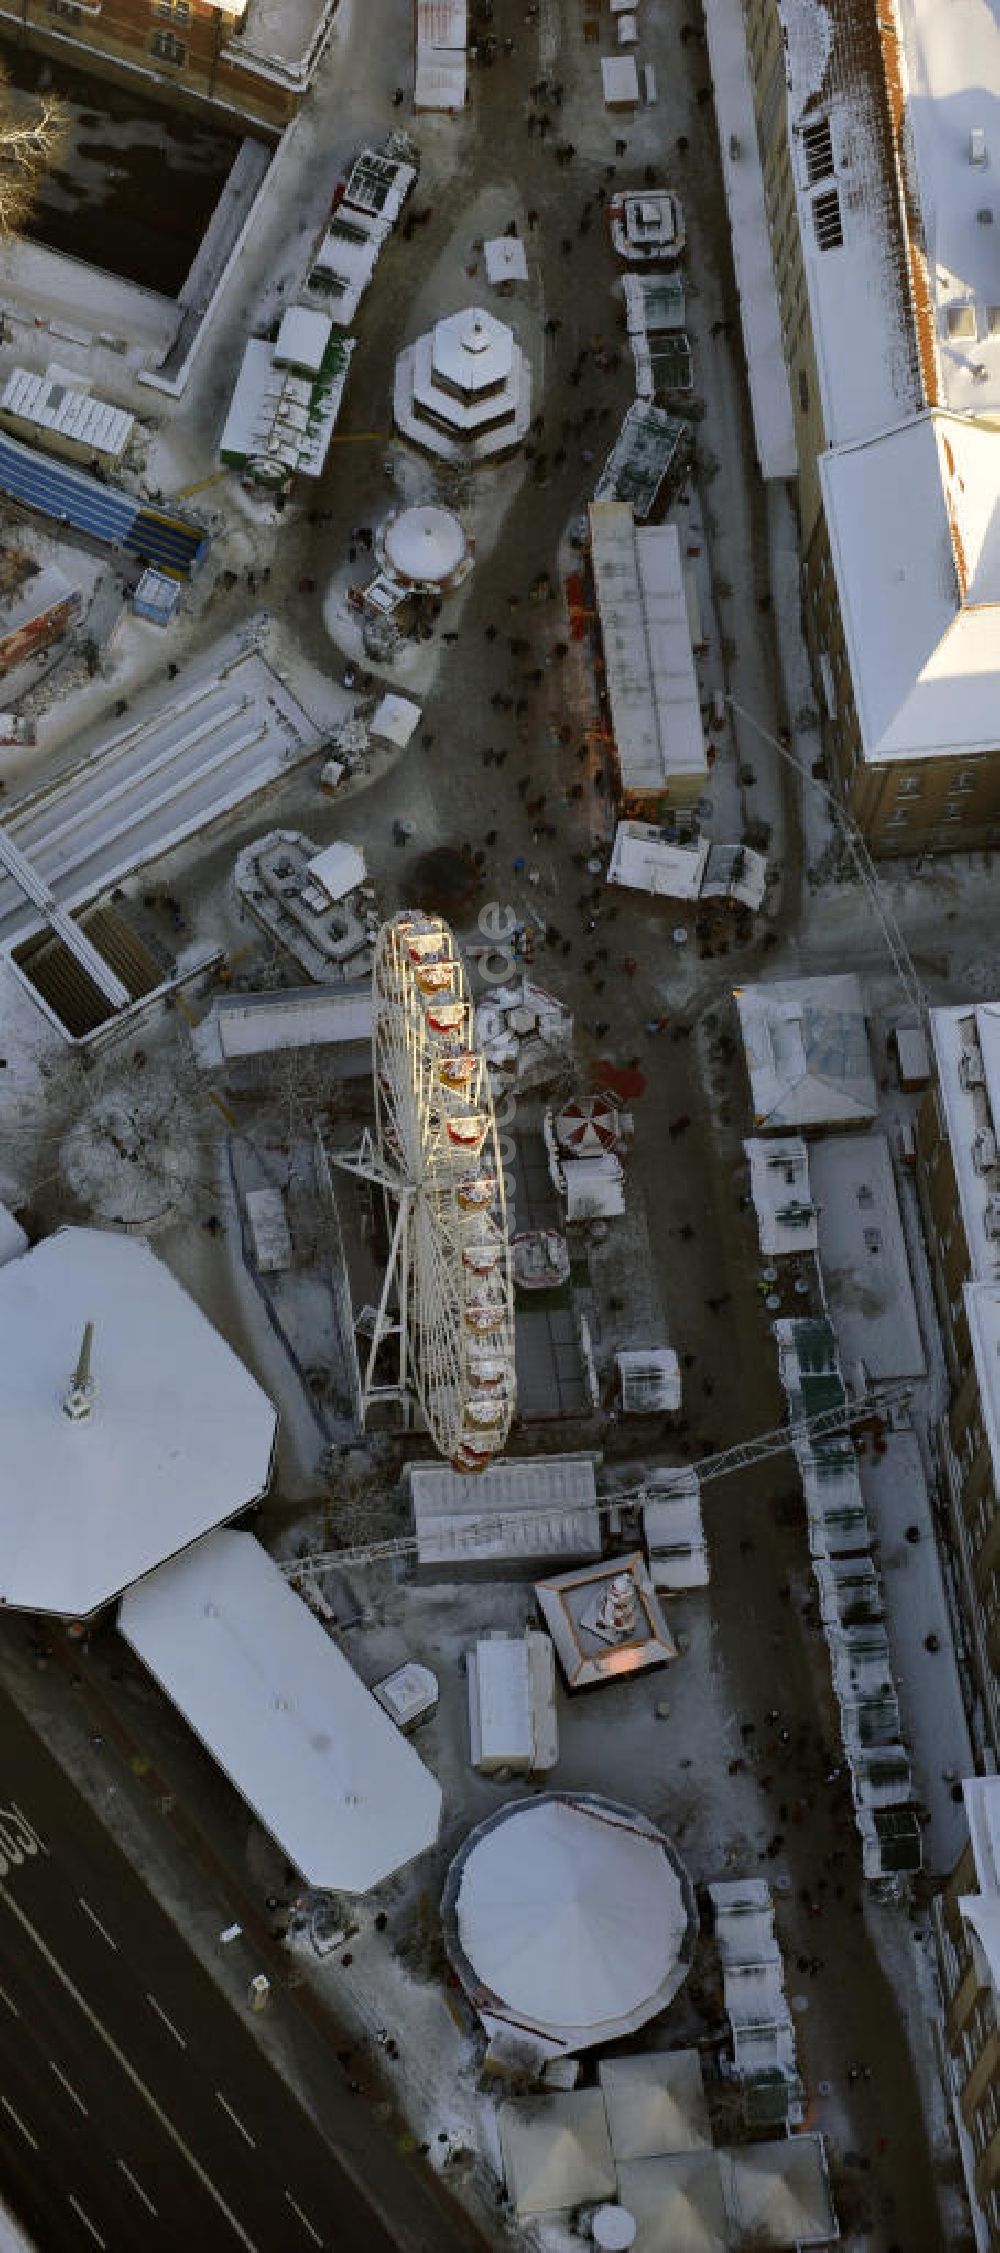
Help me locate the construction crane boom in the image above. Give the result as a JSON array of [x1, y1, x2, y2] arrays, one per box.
[[282, 1380, 909, 1581]]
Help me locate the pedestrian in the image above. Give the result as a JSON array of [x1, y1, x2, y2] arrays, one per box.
[[484, 623, 498, 641], [528, 208, 540, 228], [615, 136, 627, 156], [421, 730, 434, 749], [560, 237, 572, 256], [677, 134, 689, 154]]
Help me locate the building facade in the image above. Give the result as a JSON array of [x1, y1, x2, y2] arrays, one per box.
[[935, 1777, 1000, 2250], [0, 0, 338, 129], [741, 0, 1000, 855], [917, 1004, 1000, 1756]]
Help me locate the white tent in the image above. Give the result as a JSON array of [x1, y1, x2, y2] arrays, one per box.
[[484, 235, 529, 286], [723, 2135, 837, 2246], [0, 1228, 276, 1618], [563, 1152, 625, 1220], [499, 2091, 615, 2218], [371, 692, 422, 747], [119, 1531, 442, 1892], [735, 974, 876, 1132], [306, 840, 366, 901], [616, 2153, 729, 2253], [442, 1793, 695, 2051], [598, 2050, 711, 2161]]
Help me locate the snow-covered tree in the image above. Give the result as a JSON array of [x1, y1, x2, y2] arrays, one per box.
[[0, 68, 67, 241]]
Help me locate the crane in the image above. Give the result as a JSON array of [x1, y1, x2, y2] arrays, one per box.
[[280, 1377, 909, 1583]]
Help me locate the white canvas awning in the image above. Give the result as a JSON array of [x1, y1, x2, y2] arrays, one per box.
[[484, 235, 529, 285], [119, 1531, 442, 1891], [372, 692, 422, 746], [499, 2092, 616, 2218], [306, 839, 366, 900]]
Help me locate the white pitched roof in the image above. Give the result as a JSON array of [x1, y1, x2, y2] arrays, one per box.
[[820, 411, 1000, 763], [598, 2050, 711, 2161], [590, 504, 707, 796], [616, 2153, 728, 2253], [0, 1229, 276, 1617], [119, 1531, 442, 1891], [736, 973, 875, 1130], [499, 2092, 616, 2218]]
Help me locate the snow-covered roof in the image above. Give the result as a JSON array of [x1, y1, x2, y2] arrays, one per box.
[[371, 692, 421, 746], [535, 1553, 677, 1688], [928, 1001, 1000, 1282], [703, 0, 795, 477], [442, 1793, 695, 2051], [432, 307, 513, 393], [467, 1631, 558, 1774], [119, 1531, 442, 1891], [744, 1136, 818, 1255], [0, 1229, 276, 1617], [409, 1455, 601, 1567], [617, 1347, 681, 1414], [413, 47, 467, 109], [725, 2134, 836, 2248], [484, 236, 529, 285], [895, 0, 1000, 418], [616, 2152, 728, 2253], [960, 1779, 1000, 2002], [643, 1471, 709, 1591], [210, 987, 373, 1059], [499, 2092, 616, 2218], [809, 1131, 926, 1379], [275, 306, 332, 374], [590, 504, 707, 799], [0, 366, 134, 462], [609, 825, 707, 898], [735, 973, 875, 1130], [601, 55, 640, 106], [820, 411, 1000, 764], [594, 401, 689, 521], [383, 503, 468, 584], [219, 331, 355, 480], [245, 1187, 291, 1274], [306, 839, 366, 900], [777, 0, 921, 448], [598, 2050, 711, 2161], [563, 1151, 626, 1220]]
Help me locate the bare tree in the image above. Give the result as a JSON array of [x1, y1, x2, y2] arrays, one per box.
[[0, 66, 67, 241]]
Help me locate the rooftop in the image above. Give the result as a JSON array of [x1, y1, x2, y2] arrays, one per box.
[[928, 1000, 1000, 1281], [119, 1531, 442, 1892], [894, 0, 1000, 419], [777, 0, 921, 447], [820, 410, 1000, 764], [0, 1229, 276, 1617], [589, 503, 707, 799], [735, 973, 876, 1131], [441, 1793, 695, 2052]]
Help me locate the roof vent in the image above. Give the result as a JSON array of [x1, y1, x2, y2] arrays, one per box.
[[971, 126, 988, 167], [960, 1046, 986, 1089], [973, 1127, 998, 1174], [972, 362, 990, 382], [978, 208, 995, 225], [985, 1196, 1000, 1241]]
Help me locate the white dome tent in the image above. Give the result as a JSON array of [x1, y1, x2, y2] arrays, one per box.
[[441, 1793, 696, 2055], [382, 503, 471, 591]]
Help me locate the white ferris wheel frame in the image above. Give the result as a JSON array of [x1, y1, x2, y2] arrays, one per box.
[[334, 913, 516, 1466]]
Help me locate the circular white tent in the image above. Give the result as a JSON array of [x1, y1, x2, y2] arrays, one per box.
[[384, 504, 469, 590], [441, 1794, 695, 2053]]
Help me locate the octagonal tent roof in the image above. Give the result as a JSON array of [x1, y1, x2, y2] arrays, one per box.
[[0, 1227, 276, 1617], [431, 307, 515, 393], [384, 503, 468, 585], [442, 1793, 696, 2052]]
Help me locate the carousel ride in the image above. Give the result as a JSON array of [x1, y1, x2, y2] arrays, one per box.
[[335, 911, 516, 1471]]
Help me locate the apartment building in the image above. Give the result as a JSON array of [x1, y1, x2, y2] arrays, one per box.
[[918, 1003, 1000, 1755], [935, 1776, 1000, 2250], [741, 0, 1000, 854], [0, 0, 338, 129]]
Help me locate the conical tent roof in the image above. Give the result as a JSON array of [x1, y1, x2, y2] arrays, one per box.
[[444, 1794, 695, 2047], [384, 503, 467, 585]]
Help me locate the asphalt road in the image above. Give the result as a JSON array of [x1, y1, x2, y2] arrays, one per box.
[[0, 1692, 460, 2253]]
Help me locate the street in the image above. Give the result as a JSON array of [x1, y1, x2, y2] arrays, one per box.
[[0, 1689, 475, 2253]]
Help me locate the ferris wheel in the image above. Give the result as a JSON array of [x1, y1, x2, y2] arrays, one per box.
[[335, 911, 516, 1472]]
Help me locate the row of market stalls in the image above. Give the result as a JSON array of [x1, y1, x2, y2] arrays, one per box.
[[219, 140, 416, 492], [733, 973, 923, 1884]]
